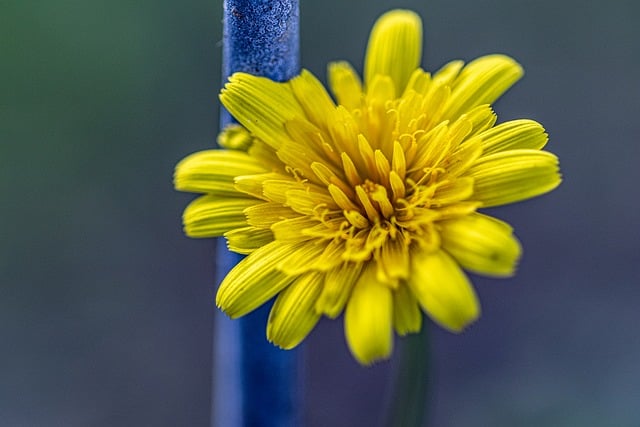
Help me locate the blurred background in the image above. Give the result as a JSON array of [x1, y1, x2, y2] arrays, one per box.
[[2, 0, 639, 425]]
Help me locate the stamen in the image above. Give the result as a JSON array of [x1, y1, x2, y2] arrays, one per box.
[[328, 184, 360, 211], [389, 170, 406, 200], [370, 184, 394, 218], [374, 150, 391, 183], [355, 185, 380, 222], [344, 210, 370, 229], [357, 134, 377, 180], [341, 152, 362, 187], [391, 140, 406, 178]]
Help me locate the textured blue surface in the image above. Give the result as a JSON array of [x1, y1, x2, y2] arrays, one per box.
[[215, 1, 300, 427]]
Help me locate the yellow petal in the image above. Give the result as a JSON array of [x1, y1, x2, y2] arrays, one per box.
[[468, 149, 561, 207], [431, 177, 475, 205], [216, 241, 300, 317], [220, 73, 304, 149], [345, 263, 394, 365], [234, 172, 291, 200], [174, 149, 266, 195], [217, 123, 253, 151], [244, 202, 298, 228], [440, 213, 522, 276], [408, 249, 480, 332], [260, 176, 305, 204], [478, 119, 548, 155], [182, 196, 258, 238], [315, 262, 364, 318], [431, 60, 464, 86], [289, 69, 336, 128], [276, 241, 328, 275], [403, 68, 431, 95], [378, 235, 410, 282], [286, 186, 338, 215], [271, 216, 321, 242], [327, 61, 363, 110], [443, 55, 524, 120], [463, 104, 497, 137], [364, 9, 422, 95], [267, 272, 324, 349], [224, 226, 274, 255], [393, 283, 422, 335]]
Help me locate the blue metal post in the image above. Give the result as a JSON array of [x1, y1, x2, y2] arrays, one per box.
[[213, 1, 300, 427]]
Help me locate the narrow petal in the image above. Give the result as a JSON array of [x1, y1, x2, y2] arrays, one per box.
[[478, 119, 548, 155], [431, 60, 464, 86], [345, 263, 394, 364], [440, 213, 522, 276], [271, 216, 321, 242], [244, 202, 298, 229], [328, 61, 363, 110], [378, 235, 410, 282], [235, 172, 292, 200], [393, 283, 422, 335], [444, 136, 483, 177], [277, 241, 329, 275], [220, 73, 305, 149], [267, 272, 324, 349], [289, 69, 336, 128], [364, 9, 422, 95], [443, 55, 524, 120], [315, 262, 364, 318], [216, 241, 301, 317], [261, 177, 305, 204], [431, 177, 475, 205], [182, 196, 258, 238], [286, 186, 339, 215], [224, 226, 274, 255], [408, 249, 480, 332], [463, 104, 497, 137], [468, 149, 561, 207], [174, 149, 266, 195]]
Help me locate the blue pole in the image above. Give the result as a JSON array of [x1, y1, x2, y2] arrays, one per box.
[[213, 1, 300, 427]]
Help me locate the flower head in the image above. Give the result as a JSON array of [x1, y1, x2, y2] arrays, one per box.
[[175, 10, 561, 364]]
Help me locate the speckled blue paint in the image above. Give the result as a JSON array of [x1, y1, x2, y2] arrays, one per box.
[[214, 1, 300, 427]]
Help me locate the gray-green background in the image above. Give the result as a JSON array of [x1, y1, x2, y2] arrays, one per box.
[[2, 0, 639, 425]]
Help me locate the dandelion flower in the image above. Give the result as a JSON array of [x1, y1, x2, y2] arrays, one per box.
[[175, 9, 561, 365]]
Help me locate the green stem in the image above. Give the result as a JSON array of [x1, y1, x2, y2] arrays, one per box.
[[385, 322, 430, 427]]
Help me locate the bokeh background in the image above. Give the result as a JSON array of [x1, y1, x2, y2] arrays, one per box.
[[2, 0, 639, 425]]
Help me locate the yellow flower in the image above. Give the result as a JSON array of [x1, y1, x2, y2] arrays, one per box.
[[175, 9, 561, 365]]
